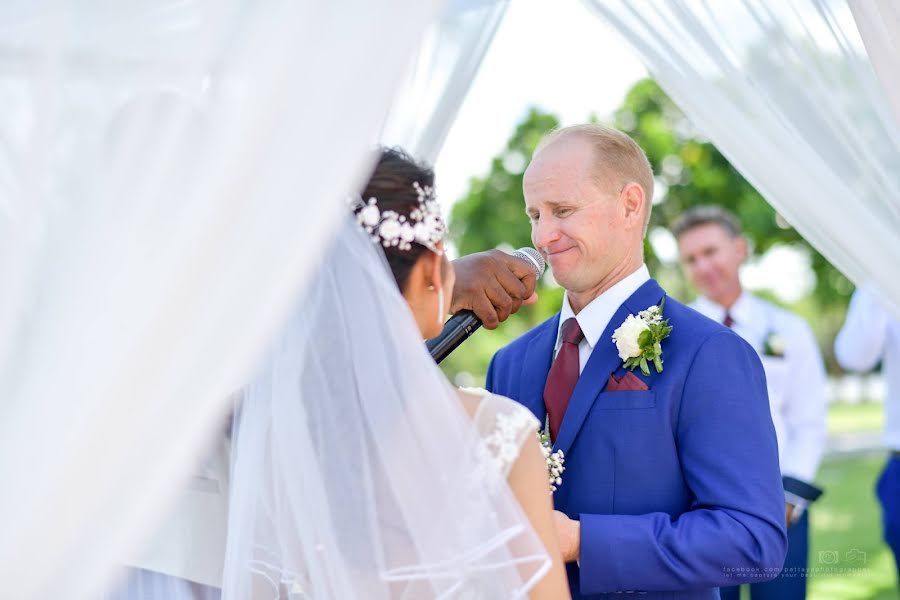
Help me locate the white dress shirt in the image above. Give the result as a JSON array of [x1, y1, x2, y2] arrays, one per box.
[[121, 428, 230, 591], [554, 264, 651, 372], [835, 288, 900, 451], [692, 292, 827, 483]]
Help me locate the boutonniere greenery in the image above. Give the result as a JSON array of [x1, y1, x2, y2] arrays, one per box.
[[762, 331, 785, 358], [612, 298, 673, 376]]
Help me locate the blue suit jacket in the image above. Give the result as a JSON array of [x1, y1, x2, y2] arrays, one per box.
[[487, 279, 787, 599]]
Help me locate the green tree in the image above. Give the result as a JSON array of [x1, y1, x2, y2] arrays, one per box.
[[450, 108, 558, 258]]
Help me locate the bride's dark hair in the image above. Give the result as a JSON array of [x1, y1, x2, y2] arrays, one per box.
[[359, 147, 437, 292]]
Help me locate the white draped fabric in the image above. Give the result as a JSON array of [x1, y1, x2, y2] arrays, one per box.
[[0, 1, 442, 598], [381, 0, 510, 164], [849, 1, 900, 131], [585, 0, 900, 318], [112, 0, 510, 594]]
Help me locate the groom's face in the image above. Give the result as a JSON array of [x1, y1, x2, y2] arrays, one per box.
[[523, 136, 630, 294]]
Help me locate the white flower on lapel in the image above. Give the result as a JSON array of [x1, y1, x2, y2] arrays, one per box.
[[762, 330, 785, 357], [611, 299, 673, 376], [612, 314, 649, 361]]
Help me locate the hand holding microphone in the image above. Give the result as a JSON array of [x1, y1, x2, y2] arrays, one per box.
[[428, 248, 545, 363], [449, 248, 544, 329]]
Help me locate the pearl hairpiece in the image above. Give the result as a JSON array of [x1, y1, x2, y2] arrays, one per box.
[[352, 181, 446, 254]]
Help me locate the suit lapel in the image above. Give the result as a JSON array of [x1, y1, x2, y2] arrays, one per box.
[[554, 279, 666, 455], [519, 314, 559, 422]]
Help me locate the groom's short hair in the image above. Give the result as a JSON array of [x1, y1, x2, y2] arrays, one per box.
[[671, 205, 743, 240], [535, 124, 655, 235]]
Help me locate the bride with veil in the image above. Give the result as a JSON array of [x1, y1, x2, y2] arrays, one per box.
[[221, 148, 569, 598]]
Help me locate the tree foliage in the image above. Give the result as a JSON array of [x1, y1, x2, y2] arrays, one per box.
[[450, 109, 558, 258]]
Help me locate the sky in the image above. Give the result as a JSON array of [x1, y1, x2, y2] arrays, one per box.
[[434, 0, 646, 205], [432, 0, 815, 303]]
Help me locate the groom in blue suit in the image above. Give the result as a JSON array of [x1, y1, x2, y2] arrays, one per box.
[[486, 125, 787, 599]]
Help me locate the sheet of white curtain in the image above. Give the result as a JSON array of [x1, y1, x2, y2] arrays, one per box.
[[849, 1, 900, 131], [109, 0, 511, 592], [0, 1, 441, 598], [380, 0, 510, 164], [584, 0, 900, 318]]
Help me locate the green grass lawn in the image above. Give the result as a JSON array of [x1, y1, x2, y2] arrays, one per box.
[[807, 452, 898, 599], [733, 403, 895, 599], [829, 401, 885, 435]]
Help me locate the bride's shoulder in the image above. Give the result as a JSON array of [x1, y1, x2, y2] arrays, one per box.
[[455, 386, 486, 417], [457, 388, 540, 478], [456, 387, 539, 434]]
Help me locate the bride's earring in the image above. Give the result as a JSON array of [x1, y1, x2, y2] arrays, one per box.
[[437, 286, 445, 325]]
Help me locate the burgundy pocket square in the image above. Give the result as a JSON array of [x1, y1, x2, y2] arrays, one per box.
[[606, 371, 649, 392]]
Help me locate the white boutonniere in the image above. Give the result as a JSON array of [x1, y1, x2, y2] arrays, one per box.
[[611, 298, 673, 376], [762, 331, 785, 357]]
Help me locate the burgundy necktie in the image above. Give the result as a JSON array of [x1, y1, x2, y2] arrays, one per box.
[[544, 318, 584, 442], [723, 312, 734, 328]]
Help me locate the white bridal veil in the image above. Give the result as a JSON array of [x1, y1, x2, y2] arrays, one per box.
[[222, 218, 550, 598]]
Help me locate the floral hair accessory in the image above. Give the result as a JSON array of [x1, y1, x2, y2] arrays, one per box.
[[352, 181, 446, 254]]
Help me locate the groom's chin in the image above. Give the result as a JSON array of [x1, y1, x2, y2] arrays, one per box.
[[549, 267, 585, 292], [546, 259, 578, 284]]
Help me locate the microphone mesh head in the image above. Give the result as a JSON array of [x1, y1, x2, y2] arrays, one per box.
[[511, 247, 546, 278]]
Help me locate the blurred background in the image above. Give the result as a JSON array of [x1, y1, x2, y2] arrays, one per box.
[[431, 1, 896, 597]]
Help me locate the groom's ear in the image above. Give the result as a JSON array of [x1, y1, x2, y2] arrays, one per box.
[[620, 181, 647, 230]]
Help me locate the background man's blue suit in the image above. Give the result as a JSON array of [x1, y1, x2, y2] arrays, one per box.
[[486, 279, 787, 598]]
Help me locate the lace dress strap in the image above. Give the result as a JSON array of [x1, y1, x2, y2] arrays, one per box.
[[460, 388, 540, 478]]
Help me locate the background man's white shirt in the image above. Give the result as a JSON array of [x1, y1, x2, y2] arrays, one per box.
[[554, 264, 651, 371], [692, 293, 827, 484], [122, 416, 232, 590], [835, 288, 900, 451]]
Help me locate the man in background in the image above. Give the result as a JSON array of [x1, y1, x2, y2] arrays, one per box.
[[673, 205, 827, 600]]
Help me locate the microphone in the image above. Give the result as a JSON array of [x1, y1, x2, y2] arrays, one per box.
[[427, 248, 546, 364]]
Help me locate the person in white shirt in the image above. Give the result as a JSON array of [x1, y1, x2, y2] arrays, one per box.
[[835, 288, 900, 582], [672, 205, 827, 600]]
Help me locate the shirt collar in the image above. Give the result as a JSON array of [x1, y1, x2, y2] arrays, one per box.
[[693, 291, 757, 329], [557, 264, 651, 350]]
